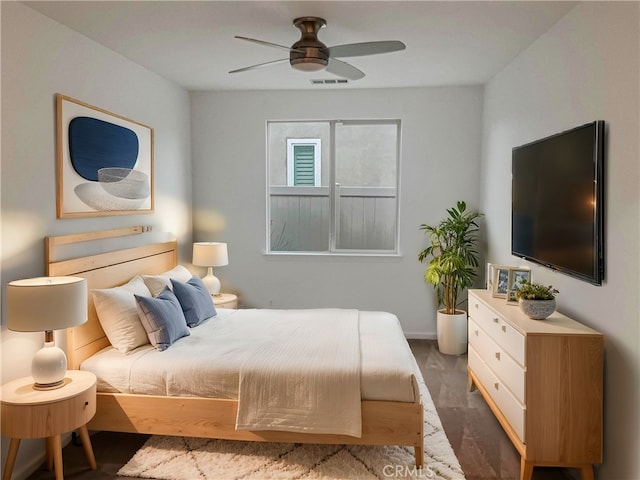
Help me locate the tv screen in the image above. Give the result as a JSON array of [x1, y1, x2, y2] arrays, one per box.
[[511, 121, 605, 285]]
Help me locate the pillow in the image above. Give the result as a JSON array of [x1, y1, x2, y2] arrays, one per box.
[[171, 276, 217, 327], [92, 276, 152, 354], [142, 265, 192, 296], [135, 287, 190, 351]]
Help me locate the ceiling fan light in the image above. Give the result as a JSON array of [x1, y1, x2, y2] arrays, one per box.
[[290, 58, 327, 72]]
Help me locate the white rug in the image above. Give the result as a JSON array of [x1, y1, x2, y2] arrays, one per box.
[[118, 381, 465, 480]]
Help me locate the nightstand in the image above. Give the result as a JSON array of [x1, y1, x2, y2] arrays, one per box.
[[1, 370, 97, 480], [213, 292, 238, 309]]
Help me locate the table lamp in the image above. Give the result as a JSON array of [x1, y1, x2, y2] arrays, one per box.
[[7, 276, 87, 390], [192, 242, 228, 295]]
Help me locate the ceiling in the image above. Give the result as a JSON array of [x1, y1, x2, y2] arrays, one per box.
[[23, 1, 577, 91]]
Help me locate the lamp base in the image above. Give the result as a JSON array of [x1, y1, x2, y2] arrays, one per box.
[[31, 339, 68, 390], [33, 379, 66, 391], [202, 267, 221, 295]]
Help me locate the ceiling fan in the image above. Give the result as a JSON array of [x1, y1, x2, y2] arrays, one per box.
[[229, 17, 406, 81]]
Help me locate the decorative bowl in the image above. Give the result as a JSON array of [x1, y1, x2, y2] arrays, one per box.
[[98, 167, 150, 199], [518, 298, 556, 320]]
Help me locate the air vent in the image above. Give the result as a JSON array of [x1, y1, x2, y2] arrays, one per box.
[[310, 79, 349, 85]]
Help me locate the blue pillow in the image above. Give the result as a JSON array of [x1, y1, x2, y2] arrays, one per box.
[[171, 276, 217, 327], [135, 287, 190, 351]]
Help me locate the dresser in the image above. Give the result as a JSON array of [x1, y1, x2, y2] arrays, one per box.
[[467, 289, 603, 480]]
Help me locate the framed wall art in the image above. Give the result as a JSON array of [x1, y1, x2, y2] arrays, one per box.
[[56, 94, 154, 218]]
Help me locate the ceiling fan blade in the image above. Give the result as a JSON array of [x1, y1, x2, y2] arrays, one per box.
[[229, 58, 289, 74], [329, 40, 406, 58], [325, 58, 365, 80], [234, 36, 304, 53]]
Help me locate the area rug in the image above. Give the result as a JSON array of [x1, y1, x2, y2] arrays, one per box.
[[118, 380, 465, 480]]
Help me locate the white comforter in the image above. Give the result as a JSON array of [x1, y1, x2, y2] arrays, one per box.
[[81, 308, 421, 437]]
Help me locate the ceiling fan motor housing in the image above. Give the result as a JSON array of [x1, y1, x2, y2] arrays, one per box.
[[290, 17, 329, 71]]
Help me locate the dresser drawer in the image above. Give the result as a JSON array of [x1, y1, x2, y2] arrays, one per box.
[[468, 318, 525, 404], [468, 297, 525, 366], [469, 346, 525, 443]]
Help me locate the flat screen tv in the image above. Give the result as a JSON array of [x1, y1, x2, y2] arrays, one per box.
[[512, 121, 605, 285]]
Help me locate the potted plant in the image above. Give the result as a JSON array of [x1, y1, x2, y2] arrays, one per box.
[[418, 201, 483, 354], [515, 280, 559, 320]]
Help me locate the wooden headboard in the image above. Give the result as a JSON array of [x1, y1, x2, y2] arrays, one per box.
[[46, 226, 178, 369]]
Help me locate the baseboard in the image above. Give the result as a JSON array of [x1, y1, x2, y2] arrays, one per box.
[[8, 432, 72, 480], [10, 450, 45, 480], [404, 332, 436, 340]]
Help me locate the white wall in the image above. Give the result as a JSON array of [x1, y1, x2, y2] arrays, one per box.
[[481, 2, 639, 478], [190, 87, 484, 337], [0, 3, 193, 477]]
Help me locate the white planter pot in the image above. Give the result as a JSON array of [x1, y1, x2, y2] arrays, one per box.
[[436, 309, 468, 355]]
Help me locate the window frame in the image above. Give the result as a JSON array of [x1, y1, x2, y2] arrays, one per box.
[[267, 120, 401, 256]]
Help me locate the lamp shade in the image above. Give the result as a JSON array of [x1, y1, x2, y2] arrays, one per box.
[[192, 242, 229, 267], [7, 276, 87, 332]]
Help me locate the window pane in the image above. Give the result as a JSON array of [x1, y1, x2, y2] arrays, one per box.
[[268, 123, 329, 252], [268, 123, 329, 187], [335, 122, 398, 250], [336, 123, 398, 187], [269, 193, 330, 251]]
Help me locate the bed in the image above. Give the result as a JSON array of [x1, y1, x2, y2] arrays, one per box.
[[46, 226, 424, 467]]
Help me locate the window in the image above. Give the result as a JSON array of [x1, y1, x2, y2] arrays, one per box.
[[268, 120, 400, 254], [287, 139, 321, 186]]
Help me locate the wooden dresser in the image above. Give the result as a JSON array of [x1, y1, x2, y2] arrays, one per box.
[[467, 289, 603, 480]]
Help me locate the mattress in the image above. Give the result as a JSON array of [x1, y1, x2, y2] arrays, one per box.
[[81, 308, 421, 403]]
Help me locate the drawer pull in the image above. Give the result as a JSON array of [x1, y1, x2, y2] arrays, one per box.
[[493, 318, 499, 324], [474, 329, 479, 336], [501, 325, 507, 333], [495, 352, 501, 361], [494, 383, 499, 391]]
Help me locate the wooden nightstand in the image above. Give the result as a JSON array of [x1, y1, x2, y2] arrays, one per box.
[[213, 292, 238, 309], [1, 370, 97, 480]]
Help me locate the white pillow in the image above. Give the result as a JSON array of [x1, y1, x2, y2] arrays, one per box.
[[141, 265, 192, 296], [92, 276, 152, 353]]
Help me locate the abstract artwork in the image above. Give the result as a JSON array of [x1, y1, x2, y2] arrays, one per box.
[[56, 94, 153, 218]]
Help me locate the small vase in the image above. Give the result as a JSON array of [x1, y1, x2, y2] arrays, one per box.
[[518, 298, 556, 320]]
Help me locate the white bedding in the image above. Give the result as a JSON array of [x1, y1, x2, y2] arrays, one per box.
[[81, 308, 421, 419], [235, 309, 361, 437]]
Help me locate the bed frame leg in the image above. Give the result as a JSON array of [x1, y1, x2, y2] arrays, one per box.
[[415, 446, 424, 468]]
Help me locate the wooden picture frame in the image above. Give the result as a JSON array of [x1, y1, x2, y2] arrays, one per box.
[[506, 267, 532, 304], [486, 262, 496, 290], [492, 266, 510, 298], [56, 94, 154, 218]]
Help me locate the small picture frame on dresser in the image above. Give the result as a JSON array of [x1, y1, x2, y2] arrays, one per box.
[[486, 263, 496, 290], [506, 267, 531, 304], [492, 266, 510, 298]]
